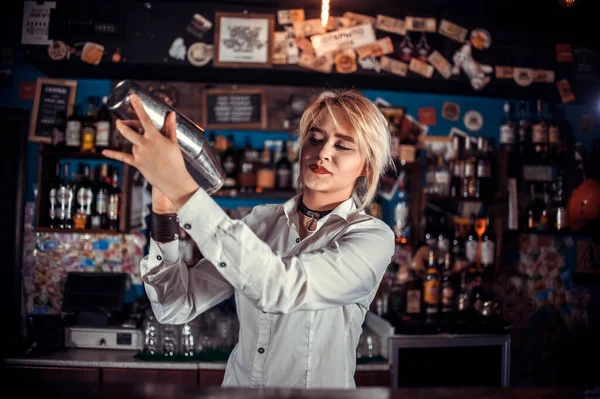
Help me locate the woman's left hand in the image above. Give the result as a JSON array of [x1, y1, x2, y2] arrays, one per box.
[[102, 94, 199, 210]]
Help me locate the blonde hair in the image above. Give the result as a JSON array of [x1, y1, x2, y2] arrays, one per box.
[[296, 89, 394, 212]]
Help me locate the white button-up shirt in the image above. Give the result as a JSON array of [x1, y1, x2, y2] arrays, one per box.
[[141, 188, 394, 389]]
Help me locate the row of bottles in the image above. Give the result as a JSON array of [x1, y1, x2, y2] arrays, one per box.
[[498, 99, 567, 165], [208, 133, 299, 195], [425, 135, 495, 200], [45, 162, 121, 231], [523, 178, 568, 232], [52, 96, 113, 152]]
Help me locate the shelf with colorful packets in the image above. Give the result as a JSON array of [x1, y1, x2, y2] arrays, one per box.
[[33, 143, 135, 235]]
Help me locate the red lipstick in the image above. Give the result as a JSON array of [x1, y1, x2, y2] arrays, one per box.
[[309, 164, 331, 174]]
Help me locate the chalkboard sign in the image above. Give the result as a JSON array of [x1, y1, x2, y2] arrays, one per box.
[[29, 78, 77, 143], [202, 88, 267, 130]]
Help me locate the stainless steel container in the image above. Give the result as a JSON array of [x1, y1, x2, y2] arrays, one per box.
[[106, 80, 225, 194]]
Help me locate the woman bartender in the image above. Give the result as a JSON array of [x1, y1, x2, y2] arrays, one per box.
[[102, 90, 395, 389]]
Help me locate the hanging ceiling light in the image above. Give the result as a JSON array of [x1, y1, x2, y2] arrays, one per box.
[[559, 0, 577, 8], [321, 0, 330, 27]]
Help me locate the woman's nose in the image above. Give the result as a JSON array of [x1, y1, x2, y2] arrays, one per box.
[[317, 142, 332, 160]]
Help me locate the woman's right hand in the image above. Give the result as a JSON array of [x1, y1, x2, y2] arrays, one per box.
[[152, 185, 177, 214]]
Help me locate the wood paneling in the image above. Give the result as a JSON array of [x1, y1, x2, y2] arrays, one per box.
[[102, 368, 198, 386]]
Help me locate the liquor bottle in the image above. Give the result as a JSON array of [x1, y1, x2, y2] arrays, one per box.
[[450, 135, 464, 198], [80, 97, 97, 152], [475, 137, 492, 200], [451, 222, 465, 264], [237, 136, 257, 193], [440, 253, 455, 313], [404, 267, 423, 320], [47, 161, 61, 228], [220, 134, 238, 190], [275, 140, 292, 190], [74, 163, 94, 229], [552, 175, 568, 231], [107, 169, 121, 231], [526, 183, 538, 231], [517, 100, 531, 158], [57, 163, 75, 229], [424, 214, 437, 249], [531, 99, 548, 163], [51, 110, 67, 147], [436, 214, 450, 263], [480, 215, 496, 280], [65, 105, 82, 149], [539, 183, 550, 231], [95, 96, 111, 151], [499, 101, 516, 153], [465, 215, 478, 269], [434, 155, 451, 197], [547, 103, 561, 164], [462, 139, 477, 198], [415, 32, 431, 62], [397, 34, 414, 63], [92, 164, 110, 229], [394, 175, 410, 245], [456, 272, 470, 313], [256, 141, 276, 191], [423, 251, 441, 320]]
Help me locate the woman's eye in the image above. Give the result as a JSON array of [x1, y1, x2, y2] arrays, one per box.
[[335, 144, 351, 151], [309, 137, 324, 143]]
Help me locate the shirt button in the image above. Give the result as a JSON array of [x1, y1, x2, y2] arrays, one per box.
[[295, 238, 300, 243], [184, 223, 191, 229], [219, 262, 226, 267], [156, 255, 162, 261], [258, 347, 265, 354]]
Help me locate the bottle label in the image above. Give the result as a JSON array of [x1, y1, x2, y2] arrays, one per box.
[[481, 240, 495, 264], [222, 157, 236, 174], [395, 203, 409, 227], [442, 284, 454, 307], [549, 126, 560, 144], [277, 168, 291, 189], [406, 289, 421, 313], [90, 214, 102, 229], [464, 162, 475, 177], [438, 237, 450, 252], [423, 279, 440, 304], [532, 123, 548, 143], [477, 161, 492, 178], [465, 240, 478, 262], [399, 145, 416, 163], [77, 187, 93, 212], [49, 188, 57, 219], [500, 124, 515, 144], [96, 121, 110, 147], [57, 186, 73, 206], [108, 196, 119, 216], [81, 127, 96, 151], [66, 121, 81, 146], [96, 191, 108, 213]]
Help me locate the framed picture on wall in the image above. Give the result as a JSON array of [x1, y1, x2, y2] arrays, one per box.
[[28, 77, 77, 143], [213, 12, 275, 68]]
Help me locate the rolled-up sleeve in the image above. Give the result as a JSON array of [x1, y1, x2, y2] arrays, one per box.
[[178, 188, 395, 314]]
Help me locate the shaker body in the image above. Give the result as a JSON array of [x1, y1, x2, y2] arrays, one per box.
[[106, 80, 225, 194]]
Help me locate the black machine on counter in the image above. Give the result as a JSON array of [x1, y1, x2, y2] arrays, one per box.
[[61, 272, 145, 350]]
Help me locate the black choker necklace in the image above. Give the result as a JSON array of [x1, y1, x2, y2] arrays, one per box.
[[298, 200, 334, 233]]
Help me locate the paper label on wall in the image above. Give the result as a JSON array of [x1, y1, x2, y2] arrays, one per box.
[[298, 52, 333, 73], [380, 56, 407, 77], [326, 16, 356, 30], [277, 9, 305, 25], [533, 69, 555, 83], [428, 50, 452, 79], [495, 66, 514, 79], [438, 19, 468, 43], [556, 43, 573, 63], [375, 15, 406, 36], [311, 24, 376, 57], [285, 38, 300, 64], [358, 57, 381, 73], [418, 107, 436, 126], [557, 79, 575, 103], [409, 57, 434, 78], [513, 68, 534, 87], [335, 51, 357, 74], [442, 102, 460, 121], [21, 1, 56, 45], [272, 31, 288, 64], [342, 12, 376, 26], [355, 37, 393, 59], [405, 17, 436, 32], [295, 37, 315, 55], [293, 19, 326, 38]]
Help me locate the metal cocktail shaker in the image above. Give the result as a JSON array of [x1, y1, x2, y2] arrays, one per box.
[[106, 80, 225, 194]]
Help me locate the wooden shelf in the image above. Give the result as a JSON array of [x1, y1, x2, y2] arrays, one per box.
[[34, 227, 122, 235], [425, 195, 508, 205], [39, 146, 116, 160]]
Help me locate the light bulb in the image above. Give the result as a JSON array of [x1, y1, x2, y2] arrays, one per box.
[[559, 0, 577, 8], [321, 0, 330, 28]]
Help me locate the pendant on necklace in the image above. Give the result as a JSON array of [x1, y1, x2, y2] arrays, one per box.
[[305, 217, 318, 233]]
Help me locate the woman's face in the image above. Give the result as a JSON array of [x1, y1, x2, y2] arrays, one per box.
[[300, 111, 366, 199]]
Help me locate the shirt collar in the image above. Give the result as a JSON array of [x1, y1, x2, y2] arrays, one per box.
[[281, 193, 357, 224]]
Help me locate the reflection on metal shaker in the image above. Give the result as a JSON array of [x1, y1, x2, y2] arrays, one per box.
[[106, 80, 225, 194]]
